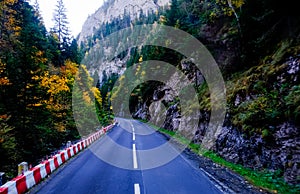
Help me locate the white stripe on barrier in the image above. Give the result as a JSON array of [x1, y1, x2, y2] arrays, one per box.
[[63, 150, 68, 161], [37, 164, 47, 179], [69, 147, 74, 157], [4, 181, 17, 194], [24, 170, 35, 190], [55, 154, 62, 166], [48, 158, 56, 172]]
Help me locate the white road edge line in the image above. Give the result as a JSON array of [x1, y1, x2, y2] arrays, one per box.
[[134, 183, 141, 194], [133, 131, 136, 141], [133, 144, 138, 169], [199, 167, 235, 194]]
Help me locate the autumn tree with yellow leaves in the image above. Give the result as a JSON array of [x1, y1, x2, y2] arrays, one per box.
[[0, 0, 103, 177]]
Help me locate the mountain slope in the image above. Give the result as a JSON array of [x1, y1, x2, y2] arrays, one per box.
[[78, 0, 170, 44]]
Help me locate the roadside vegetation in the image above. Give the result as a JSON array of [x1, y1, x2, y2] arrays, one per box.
[[0, 0, 112, 178], [156, 127, 300, 194]]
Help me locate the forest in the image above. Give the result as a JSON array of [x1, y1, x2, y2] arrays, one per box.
[[0, 0, 112, 179]]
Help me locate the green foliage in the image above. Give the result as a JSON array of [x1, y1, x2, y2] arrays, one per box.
[[197, 83, 211, 111], [0, 117, 19, 177], [202, 150, 300, 194], [0, 0, 92, 178], [285, 85, 300, 124], [226, 58, 299, 136], [52, 0, 70, 43], [241, 97, 278, 131]]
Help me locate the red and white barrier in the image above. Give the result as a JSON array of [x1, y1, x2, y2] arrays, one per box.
[[0, 124, 116, 194]]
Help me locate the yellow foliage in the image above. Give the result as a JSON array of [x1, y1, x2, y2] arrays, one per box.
[[135, 65, 141, 75], [92, 87, 102, 105], [139, 56, 143, 63], [216, 0, 245, 17], [5, 0, 17, 5], [0, 61, 11, 86], [64, 61, 78, 77], [0, 0, 20, 38], [33, 62, 79, 96], [32, 61, 79, 112], [0, 78, 10, 86], [39, 74, 70, 94], [31, 49, 47, 64], [159, 15, 167, 24], [27, 103, 42, 107], [119, 75, 125, 81], [83, 91, 91, 104], [54, 122, 66, 132]]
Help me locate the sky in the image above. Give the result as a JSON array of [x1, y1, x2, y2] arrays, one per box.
[[29, 0, 104, 37]]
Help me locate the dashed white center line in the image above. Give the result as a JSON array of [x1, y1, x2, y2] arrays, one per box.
[[132, 143, 138, 169], [132, 124, 139, 191], [134, 183, 141, 194]]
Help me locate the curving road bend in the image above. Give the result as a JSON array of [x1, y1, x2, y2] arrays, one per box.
[[30, 118, 222, 194]]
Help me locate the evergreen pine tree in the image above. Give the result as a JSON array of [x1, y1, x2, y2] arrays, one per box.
[[32, 0, 42, 21], [52, 0, 70, 44]]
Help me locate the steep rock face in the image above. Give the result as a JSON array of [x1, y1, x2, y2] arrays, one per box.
[[214, 56, 300, 185], [78, 0, 170, 44], [133, 55, 300, 184], [215, 122, 300, 185]]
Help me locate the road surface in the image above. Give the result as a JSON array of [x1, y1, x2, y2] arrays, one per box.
[[31, 118, 222, 194]]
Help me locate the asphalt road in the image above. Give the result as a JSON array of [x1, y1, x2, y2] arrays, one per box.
[[31, 118, 222, 194]]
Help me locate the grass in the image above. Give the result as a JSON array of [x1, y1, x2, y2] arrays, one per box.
[[148, 123, 300, 194]]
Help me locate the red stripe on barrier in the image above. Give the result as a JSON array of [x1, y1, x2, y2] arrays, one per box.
[[43, 161, 51, 175], [73, 146, 77, 155], [67, 148, 71, 158], [32, 167, 41, 184], [60, 152, 66, 163], [0, 187, 8, 194], [13, 175, 27, 194], [77, 144, 80, 151], [53, 157, 59, 168], [81, 142, 84, 149]]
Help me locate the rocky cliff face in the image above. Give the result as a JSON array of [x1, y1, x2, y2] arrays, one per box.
[[78, 0, 170, 44], [133, 56, 300, 185]]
